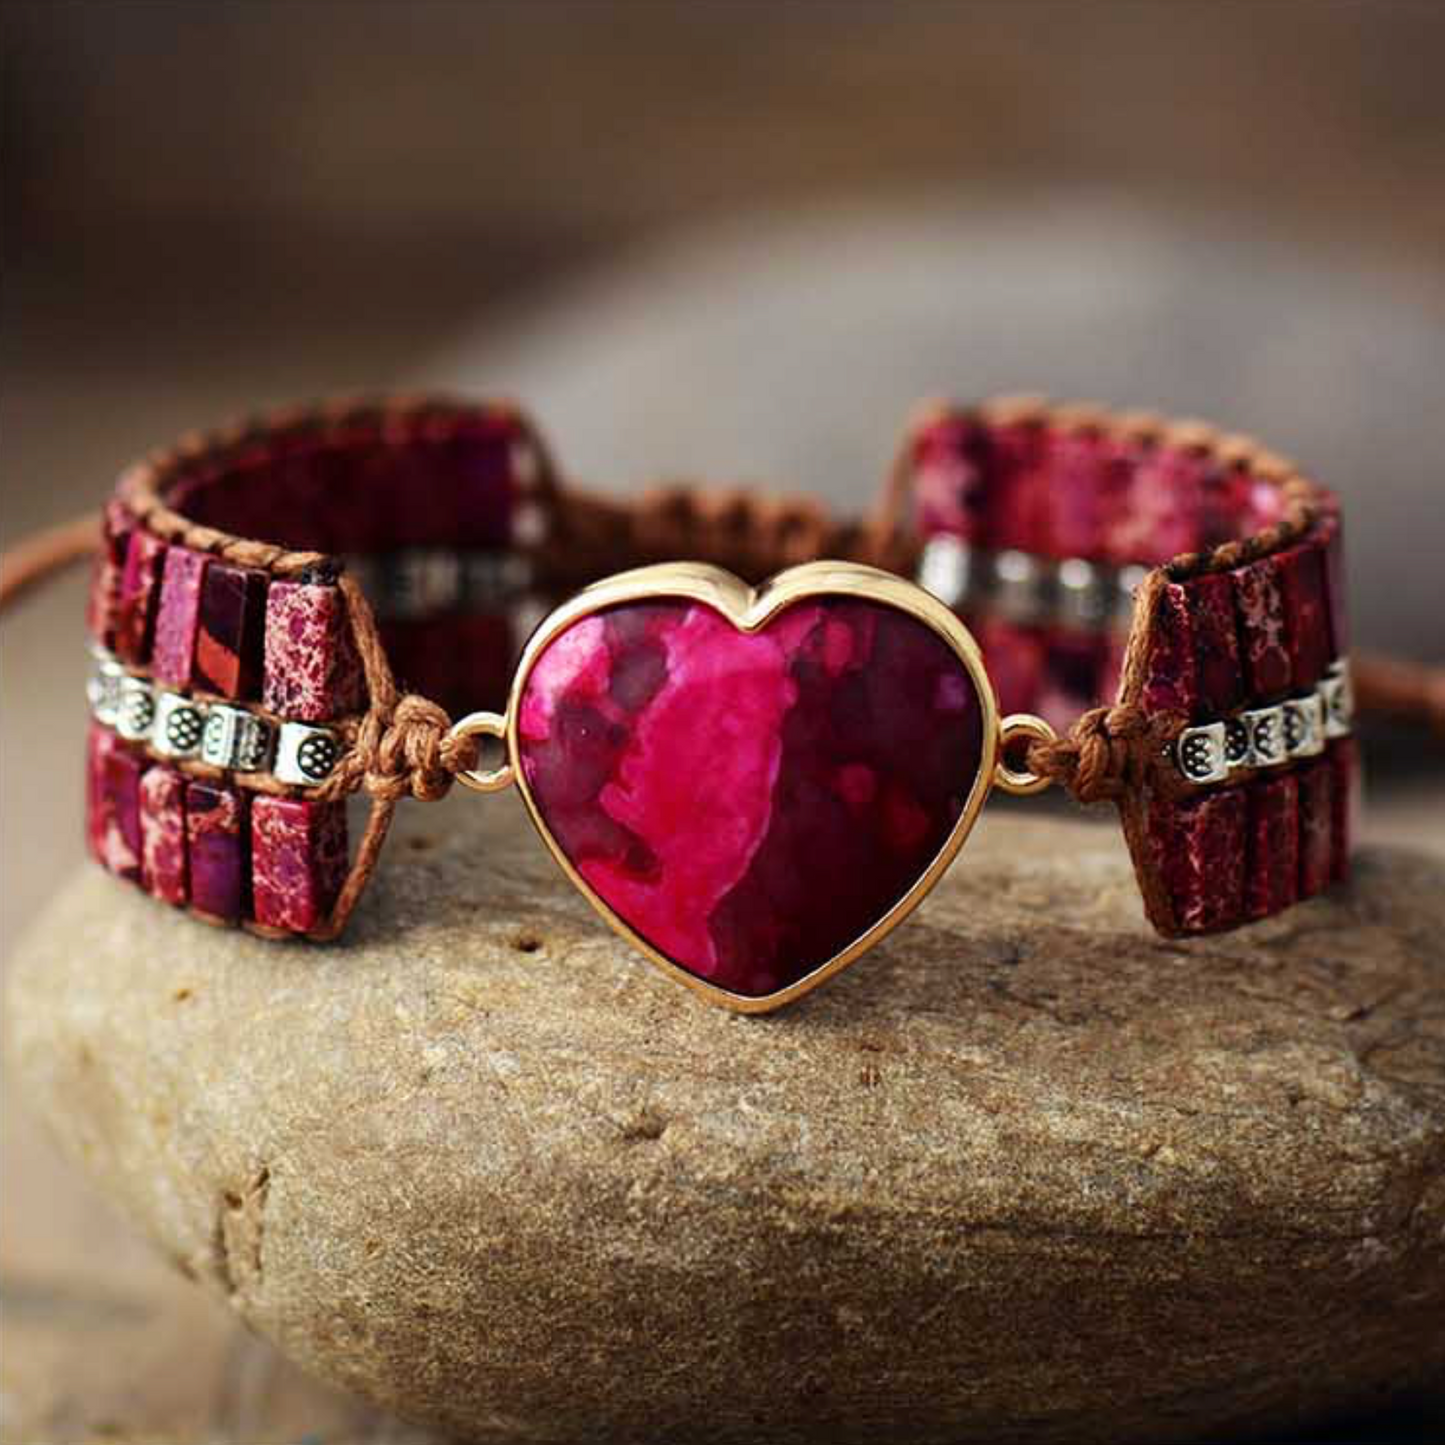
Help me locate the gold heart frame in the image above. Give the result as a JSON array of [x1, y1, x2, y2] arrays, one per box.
[[450, 560, 1049, 1013]]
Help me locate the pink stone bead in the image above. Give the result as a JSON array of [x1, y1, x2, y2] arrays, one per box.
[[976, 617, 1047, 717], [1276, 534, 1333, 689], [113, 530, 168, 665], [1296, 760, 1335, 900], [1232, 554, 1292, 700], [186, 781, 249, 922], [1140, 581, 1198, 718], [86, 501, 133, 649], [1187, 572, 1245, 717], [85, 723, 120, 863], [1045, 428, 1131, 560], [1107, 445, 1205, 566], [139, 767, 188, 904], [911, 415, 991, 543], [194, 563, 268, 700], [1244, 774, 1299, 921], [1328, 739, 1356, 884], [982, 421, 1052, 554], [96, 741, 146, 882], [251, 795, 348, 933], [151, 545, 210, 689], [263, 579, 363, 722], [1143, 788, 1247, 935]]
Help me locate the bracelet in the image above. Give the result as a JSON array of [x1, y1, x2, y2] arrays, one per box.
[[80, 393, 1354, 1012]]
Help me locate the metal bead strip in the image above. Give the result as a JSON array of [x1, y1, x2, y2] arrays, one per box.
[[1174, 659, 1352, 784], [917, 538, 1140, 634], [86, 649, 346, 787]]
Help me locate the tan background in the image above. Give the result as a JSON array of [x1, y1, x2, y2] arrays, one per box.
[[3, 3, 1444, 1441]]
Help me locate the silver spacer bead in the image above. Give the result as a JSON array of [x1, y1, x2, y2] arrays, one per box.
[[152, 691, 208, 758], [1241, 704, 1288, 769], [462, 550, 533, 609], [1283, 691, 1326, 759], [1319, 658, 1354, 740], [990, 549, 1050, 625], [274, 721, 343, 786], [87, 655, 125, 727], [1175, 721, 1228, 785], [201, 703, 275, 773], [916, 535, 974, 611], [1056, 557, 1109, 630], [115, 675, 157, 742]]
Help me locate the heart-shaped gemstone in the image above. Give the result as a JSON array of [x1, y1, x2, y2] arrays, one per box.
[[514, 569, 988, 1004]]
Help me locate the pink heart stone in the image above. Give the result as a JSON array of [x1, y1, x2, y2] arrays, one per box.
[[516, 595, 985, 999]]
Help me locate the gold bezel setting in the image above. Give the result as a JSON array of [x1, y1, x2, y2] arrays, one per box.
[[456, 560, 1004, 1014]]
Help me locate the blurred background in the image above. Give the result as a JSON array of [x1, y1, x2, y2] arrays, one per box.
[[3, 2, 1444, 1442]]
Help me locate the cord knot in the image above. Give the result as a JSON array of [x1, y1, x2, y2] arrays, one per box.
[[328, 693, 479, 803], [1026, 704, 1182, 805]]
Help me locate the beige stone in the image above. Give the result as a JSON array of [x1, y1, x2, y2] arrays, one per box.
[[8, 797, 1445, 1444]]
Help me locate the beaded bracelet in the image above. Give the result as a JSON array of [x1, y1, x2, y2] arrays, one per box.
[[75, 393, 1359, 1012]]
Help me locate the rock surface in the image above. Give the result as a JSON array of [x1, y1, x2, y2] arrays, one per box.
[[9, 796, 1445, 1445]]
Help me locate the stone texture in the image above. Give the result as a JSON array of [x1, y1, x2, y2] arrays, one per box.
[[150, 544, 209, 690], [113, 529, 167, 665], [250, 795, 348, 933], [194, 562, 268, 700], [185, 781, 249, 923], [517, 596, 984, 998], [139, 765, 188, 905], [9, 802, 1445, 1445], [262, 578, 361, 722]]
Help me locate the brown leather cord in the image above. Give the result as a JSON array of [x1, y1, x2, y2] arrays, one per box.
[[0, 511, 100, 609], [1354, 651, 1445, 739]]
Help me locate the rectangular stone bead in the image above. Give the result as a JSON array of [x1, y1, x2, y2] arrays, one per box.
[[1275, 534, 1332, 689], [433, 418, 522, 549], [263, 580, 363, 722], [86, 501, 133, 648], [980, 421, 1052, 555], [1186, 571, 1244, 717], [193, 562, 269, 700], [85, 724, 120, 863], [1296, 759, 1335, 900], [1231, 554, 1292, 700], [1140, 580, 1198, 718], [139, 766, 188, 905], [96, 740, 146, 882], [151, 546, 210, 689], [1044, 429, 1130, 560], [185, 781, 249, 923], [975, 617, 1047, 717], [1107, 445, 1205, 566], [1328, 739, 1356, 884], [1244, 773, 1299, 921], [1144, 788, 1247, 934], [251, 795, 349, 933], [113, 530, 168, 665], [910, 415, 992, 544]]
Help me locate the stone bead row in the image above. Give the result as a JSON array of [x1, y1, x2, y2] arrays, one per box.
[[86, 724, 348, 933], [1174, 659, 1353, 785], [88, 502, 364, 721], [909, 411, 1289, 569], [87, 647, 345, 788]]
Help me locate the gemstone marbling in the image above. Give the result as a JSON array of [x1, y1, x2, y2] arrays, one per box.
[[251, 795, 348, 933], [151, 546, 210, 689], [1144, 788, 1247, 935], [262, 579, 362, 722], [139, 766, 188, 904], [113, 530, 167, 665], [194, 563, 268, 699], [517, 596, 985, 998], [1233, 554, 1292, 700], [186, 781, 249, 922], [1244, 774, 1299, 921]]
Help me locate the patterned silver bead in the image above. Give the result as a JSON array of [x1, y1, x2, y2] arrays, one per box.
[[1283, 691, 1326, 759], [115, 676, 157, 742], [1319, 658, 1354, 740], [462, 550, 532, 609], [917, 535, 974, 611], [1223, 715, 1251, 770], [87, 656, 125, 727], [152, 691, 207, 758], [1242, 704, 1288, 769], [200, 703, 275, 773], [274, 721, 343, 786], [1175, 722, 1228, 785]]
